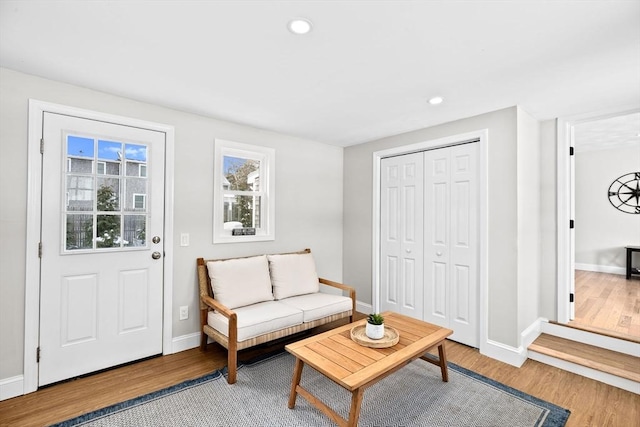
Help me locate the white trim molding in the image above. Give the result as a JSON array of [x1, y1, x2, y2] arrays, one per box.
[[24, 100, 175, 395]]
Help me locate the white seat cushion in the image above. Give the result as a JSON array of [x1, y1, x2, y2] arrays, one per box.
[[278, 293, 352, 323], [207, 255, 274, 309], [207, 301, 303, 342], [267, 252, 320, 300]]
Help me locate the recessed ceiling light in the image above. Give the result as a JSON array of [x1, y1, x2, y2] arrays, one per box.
[[428, 96, 444, 105], [288, 18, 312, 35]]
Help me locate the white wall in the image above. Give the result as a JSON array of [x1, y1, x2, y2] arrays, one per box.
[[575, 145, 640, 270], [344, 107, 524, 347], [538, 119, 558, 321], [0, 68, 344, 381], [517, 108, 541, 333]]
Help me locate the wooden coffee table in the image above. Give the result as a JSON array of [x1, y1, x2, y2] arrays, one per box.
[[285, 311, 453, 427]]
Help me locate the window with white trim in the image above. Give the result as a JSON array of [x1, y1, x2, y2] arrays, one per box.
[[213, 139, 275, 243], [97, 161, 106, 175], [133, 193, 146, 210]]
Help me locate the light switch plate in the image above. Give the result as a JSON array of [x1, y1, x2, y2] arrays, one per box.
[[180, 233, 189, 246]]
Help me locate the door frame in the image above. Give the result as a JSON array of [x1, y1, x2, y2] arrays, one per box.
[[556, 105, 640, 324], [24, 100, 175, 394], [372, 129, 488, 350]]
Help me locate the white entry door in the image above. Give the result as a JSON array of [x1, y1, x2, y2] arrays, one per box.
[[379, 152, 424, 318], [38, 112, 165, 386], [424, 143, 478, 347]]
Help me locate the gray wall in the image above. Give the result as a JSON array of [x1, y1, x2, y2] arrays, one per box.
[[575, 145, 640, 268], [538, 120, 558, 321], [0, 68, 344, 380], [517, 111, 541, 334], [343, 106, 537, 347]]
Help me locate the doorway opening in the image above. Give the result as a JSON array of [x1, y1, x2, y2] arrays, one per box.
[[557, 109, 640, 340]]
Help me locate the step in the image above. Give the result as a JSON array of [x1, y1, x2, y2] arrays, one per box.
[[552, 320, 639, 344], [528, 333, 640, 383]]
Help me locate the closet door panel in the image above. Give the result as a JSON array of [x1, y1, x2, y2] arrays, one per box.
[[380, 153, 423, 318]]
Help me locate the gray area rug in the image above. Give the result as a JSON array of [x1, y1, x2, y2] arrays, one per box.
[[52, 352, 570, 427]]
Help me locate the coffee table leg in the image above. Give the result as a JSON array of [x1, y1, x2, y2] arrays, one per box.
[[288, 358, 304, 409], [347, 388, 364, 427], [438, 343, 449, 382]]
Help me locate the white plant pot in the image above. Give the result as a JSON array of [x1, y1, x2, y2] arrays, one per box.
[[365, 322, 385, 340]]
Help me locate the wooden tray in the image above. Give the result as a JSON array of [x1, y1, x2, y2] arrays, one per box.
[[350, 325, 399, 348]]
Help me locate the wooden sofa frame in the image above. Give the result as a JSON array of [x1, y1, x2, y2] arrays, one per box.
[[197, 249, 356, 384]]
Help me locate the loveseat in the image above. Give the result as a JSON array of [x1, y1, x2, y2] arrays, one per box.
[[197, 249, 356, 384]]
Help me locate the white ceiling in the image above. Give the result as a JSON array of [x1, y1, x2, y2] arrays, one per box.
[[574, 111, 640, 153], [1, 0, 639, 147]]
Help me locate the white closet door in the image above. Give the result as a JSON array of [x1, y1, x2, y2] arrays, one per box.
[[424, 143, 478, 347], [379, 152, 424, 318]]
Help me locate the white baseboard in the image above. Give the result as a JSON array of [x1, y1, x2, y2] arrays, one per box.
[[0, 375, 24, 401], [575, 263, 625, 275], [356, 300, 372, 315], [477, 318, 542, 368], [171, 332, 202, 354], [480, 339, 527, 367]]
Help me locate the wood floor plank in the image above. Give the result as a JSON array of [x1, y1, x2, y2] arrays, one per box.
[[570, 271, 640, 340]]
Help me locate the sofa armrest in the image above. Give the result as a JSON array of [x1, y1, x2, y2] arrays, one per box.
[[201, 295, 237, 320], [319, 277, 356, 316]]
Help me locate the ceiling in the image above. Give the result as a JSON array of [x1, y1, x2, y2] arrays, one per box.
[[1, 1, 639, 147], [574, 111, 640, 153]]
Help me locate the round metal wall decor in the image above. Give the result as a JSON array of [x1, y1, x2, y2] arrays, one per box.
[[608, 172, 640, 214]]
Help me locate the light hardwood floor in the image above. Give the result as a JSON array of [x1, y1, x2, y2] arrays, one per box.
[[1, 315, 638, 427], [570, 270, 640, 338]]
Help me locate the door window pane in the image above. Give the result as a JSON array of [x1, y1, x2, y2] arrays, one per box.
[[66, 214, 93, 250], [124, 178, 147, 211], [66, 176, 94, 211], [98, 140, 122, 176], [125, 144, 147, 177], [67, 136, 94, 173], [96, 214, 122, 248], [96, 178, 121, 212], [123, 215, 146, 247]]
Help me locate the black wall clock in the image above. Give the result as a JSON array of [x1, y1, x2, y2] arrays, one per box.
[[608, 172, 640, 214]]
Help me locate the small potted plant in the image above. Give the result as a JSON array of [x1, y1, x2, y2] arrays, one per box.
[[366, 313, 385, 339]]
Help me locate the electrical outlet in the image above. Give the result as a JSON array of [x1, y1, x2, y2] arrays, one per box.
[[179, 305, 188, 320]]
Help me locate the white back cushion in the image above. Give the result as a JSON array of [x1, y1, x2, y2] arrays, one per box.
[[207, 255, 274, 309], [268, 252, 320, 300]]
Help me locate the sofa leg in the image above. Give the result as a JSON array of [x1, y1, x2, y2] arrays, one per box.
[[200, 332, 208, 351], [227, 348, 237, 384]]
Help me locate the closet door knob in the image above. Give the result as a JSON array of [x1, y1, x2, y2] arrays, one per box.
[[436, 251, 443, 257]]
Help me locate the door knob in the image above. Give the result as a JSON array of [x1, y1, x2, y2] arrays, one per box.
[[436, 251, 443, 256], [406, 248, 412, 253], [152, 251, 162, 260], [152, 236, 161, 244]]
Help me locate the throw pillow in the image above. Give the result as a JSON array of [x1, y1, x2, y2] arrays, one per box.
[[267, 252, 320, 300], [207, 255, 274, 309]]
